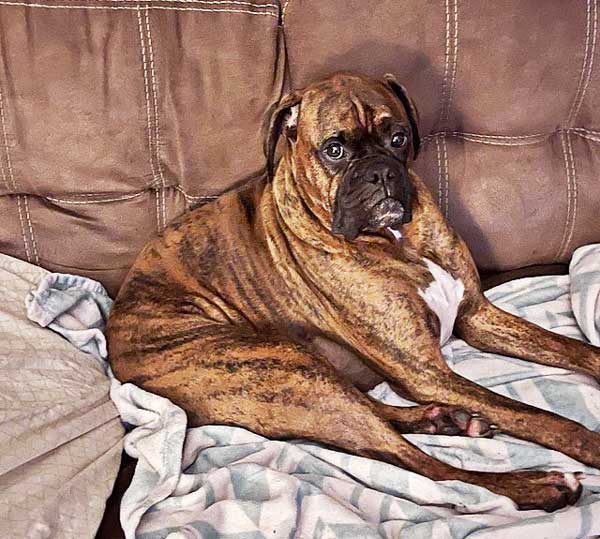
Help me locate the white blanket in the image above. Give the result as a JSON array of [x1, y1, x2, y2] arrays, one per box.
[[28, 244, 600, 539]]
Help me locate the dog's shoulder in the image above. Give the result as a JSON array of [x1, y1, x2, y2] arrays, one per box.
[[124, 175, 271, 292]]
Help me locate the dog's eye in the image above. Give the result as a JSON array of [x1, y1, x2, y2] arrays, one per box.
[[391, 132, 408, 148], [323, 142, 345, 160]]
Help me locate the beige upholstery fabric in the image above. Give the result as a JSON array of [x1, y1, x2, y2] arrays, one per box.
[[0, 254, 123, 539], [0, 1, 284, 296], [0, 0, 598, 296]]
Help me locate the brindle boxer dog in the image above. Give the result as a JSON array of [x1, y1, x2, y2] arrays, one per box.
[[107, 72, 600, 512]]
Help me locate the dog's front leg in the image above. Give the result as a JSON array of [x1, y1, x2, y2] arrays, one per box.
[[409, 172, 600, 380], [395, 352, 600, 470], [456, 296, 600, 381], [350, 324, 600, 470]]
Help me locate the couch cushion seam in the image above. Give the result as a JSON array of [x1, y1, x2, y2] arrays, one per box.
[[0, 77, 37, 263], [0, 1, 279, 16], [136, 5, 162, 232], [434, 137, 443, 209], [22, 194, 40, 265], [441, 137, 449, 218], [0, 187, 218, 204], [424, 128, 600, 146], [88, 1, 277, 7], [567, 0, 598, 127], [144, 6, 167, 230], [281, 0, 291, 26], [557, 0, 596, 258], [556, 132, 574, 261], [15, 196, 32, 263], [561, 133, 579, 259], [435, 0, 459, 221]]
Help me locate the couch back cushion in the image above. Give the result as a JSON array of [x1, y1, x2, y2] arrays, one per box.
[[0, 1, 283, 295], [0, 0, 599, 296]]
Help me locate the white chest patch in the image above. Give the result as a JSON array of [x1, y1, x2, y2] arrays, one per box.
[[418, 258, 465, 346]]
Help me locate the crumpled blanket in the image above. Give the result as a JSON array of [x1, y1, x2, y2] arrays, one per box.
[[26, 244, 600, 539], [26, 272, 112, 367]]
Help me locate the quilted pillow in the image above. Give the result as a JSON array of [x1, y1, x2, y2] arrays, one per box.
[[0, 254, 123, 539]]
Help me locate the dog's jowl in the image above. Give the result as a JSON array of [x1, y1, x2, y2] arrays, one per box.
[[107, 72, 600, 512]]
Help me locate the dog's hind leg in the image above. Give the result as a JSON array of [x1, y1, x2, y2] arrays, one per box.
[[109, 324, 581, 512]]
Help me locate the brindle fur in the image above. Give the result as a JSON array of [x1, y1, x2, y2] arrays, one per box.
[[108, 73, 600, 512]]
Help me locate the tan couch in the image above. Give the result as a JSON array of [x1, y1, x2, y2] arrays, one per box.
[[0, 1, 598, 537], [1, 0, 599, 298]]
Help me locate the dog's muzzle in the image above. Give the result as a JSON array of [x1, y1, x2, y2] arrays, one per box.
[[332, 155, 414, 241]]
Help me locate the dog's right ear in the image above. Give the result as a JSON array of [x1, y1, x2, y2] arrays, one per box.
[[263, 91, 302, 181]]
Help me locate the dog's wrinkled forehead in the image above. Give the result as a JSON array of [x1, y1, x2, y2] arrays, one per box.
[[298, 75, 410, 145]]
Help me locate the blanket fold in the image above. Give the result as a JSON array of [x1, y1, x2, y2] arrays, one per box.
[[26, 244, 600, 539]]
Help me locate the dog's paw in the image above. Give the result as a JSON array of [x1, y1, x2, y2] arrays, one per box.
[[483, 471, 583, 512], [422, 405, 495, 437]]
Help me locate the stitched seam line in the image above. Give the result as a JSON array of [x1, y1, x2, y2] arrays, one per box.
[[572, 130, 600, 142], [144, 6, 167, 229], [424, 128, 600, 146], [441, 137, 449, 218], [0, 90, 11, 193], [434, 136, 443, 208], [438, 0, 452, 127], [567, 0, 597, 126], [0, 149, 8, 190], [435, 0, 458, 219], [154, 188, 160, 230], [0, 187, 218, 203], [556, 132, 573, 260], [567, 0, 592, 125], [22, 195, 39, 264], [438, 135, 546, 146], [15, 196, 32, 262], [445, 0, 458, 221], [447, 0, 459, 123], [571, 126, 600, 135], [561, 133, 578, 258], [559, 0, 595, 258], [174, 185, 218, 201], [438, 0, 458, 126], [81, 0, 278, 7], [281, 0, 291, 25], [0, 2, 278, 15], [45, 192, 147, 204], [424, 131, 547, 140], [0, 80, 36, 263], [136, 6, 161, 232], [0, 84, 17, 192], [577, 0, 598, 121]]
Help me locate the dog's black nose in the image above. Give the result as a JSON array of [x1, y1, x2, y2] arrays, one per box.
[[367, 165, 395, 184], [367, 163, 399, 198]]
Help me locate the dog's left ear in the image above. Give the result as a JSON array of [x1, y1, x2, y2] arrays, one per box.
[[382, 74, 421, 159], [263, 91, 302, 181]]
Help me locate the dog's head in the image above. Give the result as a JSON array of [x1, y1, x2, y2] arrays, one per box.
[[264, 72, 420, 241]]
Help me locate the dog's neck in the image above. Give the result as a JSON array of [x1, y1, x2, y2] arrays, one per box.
[[268, 154, 439, 263]]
